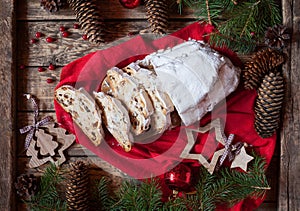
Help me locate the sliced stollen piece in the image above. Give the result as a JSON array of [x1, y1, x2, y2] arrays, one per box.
[[93, 91, 133, 152], [101, 67, 154, 135], [55, 85, 104, 146], [123, 63, 174, 136]]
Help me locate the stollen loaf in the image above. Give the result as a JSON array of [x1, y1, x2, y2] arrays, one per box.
[[55, 85, 104, 146], [139, 39, 241, 125]]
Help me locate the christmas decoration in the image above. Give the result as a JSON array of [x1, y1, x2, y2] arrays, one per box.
[[22, 155, 270, 210], [164, 163, 192, 191], [180, 119, 228, 174], [20, 94, 75, 168], [66, 161, 90, 211], [119, 0, 141, 9], [254, 71, 284, 138], [145, 0, 169, 34], [67, 0, 105, 44], [265, 24, 291, 49], [19, 94, 53, 149], [40, 0, 66, 13], [231, 146, 254, 171], [46, 36, 55, 43], [48, 63, 56, 70], [15, 174, 39, 199], [35, 31, 43, 38], [37, 67, 45, 72], [181, 0, 281, 52], [243, 48, 285, 90]]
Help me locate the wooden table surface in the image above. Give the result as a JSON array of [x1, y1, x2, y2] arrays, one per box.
[[1, 0, 299, 210]]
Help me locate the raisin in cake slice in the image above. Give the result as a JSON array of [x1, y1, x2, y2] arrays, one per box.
[[55, 85, 104, 146], [101, 67, 154, 135], [94, 91, 133, 152]]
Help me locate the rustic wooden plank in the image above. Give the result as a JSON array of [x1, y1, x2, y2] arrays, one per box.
[[16, 0, 195, 21], [0, 0, 16, 210], [17, 20, 194, 67], [279, 0, 300, 210]]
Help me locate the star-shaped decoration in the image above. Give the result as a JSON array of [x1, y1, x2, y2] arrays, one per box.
[[180, 118, 226, 174], [230, 146, 254, 171]]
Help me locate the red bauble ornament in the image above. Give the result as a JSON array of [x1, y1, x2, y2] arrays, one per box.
[[19, 64, 26, 70], [119, 0, 141, 9], [164, 163, 192, 191]]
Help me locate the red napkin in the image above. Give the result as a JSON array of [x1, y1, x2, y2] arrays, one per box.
[[55, 22, 276, 210]]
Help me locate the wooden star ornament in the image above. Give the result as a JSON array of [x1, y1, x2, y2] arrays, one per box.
[[180, 118, 226, 174], [230, 146, 254, 171]]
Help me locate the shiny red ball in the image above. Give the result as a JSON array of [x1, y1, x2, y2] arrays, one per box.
[[119, 0, 141, 9], [73, 23, 80, 29], [46, 37, 54, 43], [46, 78, 55, 84], [62, 31, 70, 38], [48, 64, 55, 70], [35, 32, 43, 38], [37, 67, 45, 72], [59, 26, 66, 32], [82, 34, 88, 40], [30, 38, 37, 44]]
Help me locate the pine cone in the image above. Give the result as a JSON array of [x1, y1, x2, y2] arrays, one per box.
[[66, 161, 90, 211], [242, 48, 285, 89], [67, 0, 105, 44], [254, 71, 285, 138], [145, 0, 169, 35], [15, 174, 39, 199], [40, 0, 66, 12], [265, 25, 291, 49]]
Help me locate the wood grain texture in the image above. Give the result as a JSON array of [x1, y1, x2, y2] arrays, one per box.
[[0, 0, 16, 210], [17, 20, 194, 67], [279, 0, 300, 209], [16, 0, 195, 21]]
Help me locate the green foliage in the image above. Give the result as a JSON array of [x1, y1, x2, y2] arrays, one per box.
[[179, 0, 281, 53], [25, 155, 270, 211], [25, 164, 67, 211]]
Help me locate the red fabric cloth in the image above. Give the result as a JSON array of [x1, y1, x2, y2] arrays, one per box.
[[55, 22, 276, 210]]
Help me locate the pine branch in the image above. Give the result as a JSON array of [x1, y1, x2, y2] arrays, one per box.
[[25, 164, 67, 211], [180, 0, 281, 53]]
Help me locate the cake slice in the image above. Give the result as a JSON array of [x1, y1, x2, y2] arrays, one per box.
[[101, 67, 154, 135], [123, 63, 174, 134], [94, 91, 133, 152], [55, 85, 104, 146]]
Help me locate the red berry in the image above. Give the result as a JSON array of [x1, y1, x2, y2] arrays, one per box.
[[250, 32, 255, 37], [35, 32, 43, 38], [48, 64, 55, 70], [62, 31, 70, 38], [59, 26, 66, 32], [37, 67, 45, 72], [46, 78, 55, 84], [73, 23, 80, 29], [30, 38, 37, 44], [119, 0, 141, 9], [82, 34, 88, 40], [19, 64, 25, 70], [46, 37, 54, 43]]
